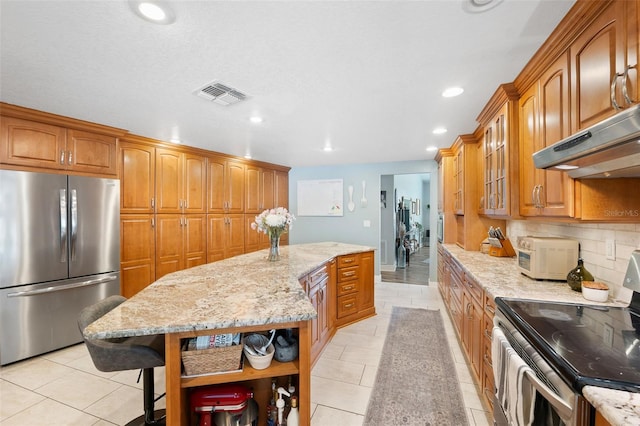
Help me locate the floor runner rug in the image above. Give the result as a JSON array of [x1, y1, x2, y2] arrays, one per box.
[[363, 307, 469, 425]]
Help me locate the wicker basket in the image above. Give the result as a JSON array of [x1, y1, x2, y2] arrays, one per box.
[[181, 337, 244, 376]]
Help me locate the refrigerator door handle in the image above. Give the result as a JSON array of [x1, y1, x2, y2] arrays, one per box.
[[6, 275, 118, 298], [70, 189, 78, 261], [60, 189, 68, 263]]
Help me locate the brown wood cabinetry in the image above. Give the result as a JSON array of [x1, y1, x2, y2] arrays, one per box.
[[335, 251, 375, 327], [1, 113, 120, 177], [518, 55, 575, 218], [207, 213, 245, 262], [119, 141, 155, 214], [208, 156, 245, 214], [245, 165, 276, 213], [476, 84, 519, 218], [448, 136, 505, 251], [120, 214, 156, 298], [156, 214, 207, 280], [570, 0, 637, 131], [155, 148, 206, 214], [440, 248, 495, 413], [306, 262, 334, 366]]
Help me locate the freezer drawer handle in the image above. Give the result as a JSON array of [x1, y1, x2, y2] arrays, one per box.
[[6, 275, 118, 298], [60, 189, 67, 262]]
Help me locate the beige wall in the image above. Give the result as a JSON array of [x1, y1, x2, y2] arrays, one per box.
[[507, 220, 640, 302]]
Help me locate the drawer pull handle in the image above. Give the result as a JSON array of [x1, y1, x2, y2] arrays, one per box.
[[343, 271, 356, 277], [344, 303, 354, 309], [343, 285, 354, 291], [343, 259, 354, 263]]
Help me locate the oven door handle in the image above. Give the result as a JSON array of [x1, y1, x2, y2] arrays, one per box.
[[523, 369, 573, 421]]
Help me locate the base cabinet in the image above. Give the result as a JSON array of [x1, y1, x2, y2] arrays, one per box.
[[335, 251, 375, 327], [441, 247, 495, 413]]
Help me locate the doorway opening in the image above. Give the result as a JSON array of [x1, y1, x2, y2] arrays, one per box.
[[379, 173, 431, 285]]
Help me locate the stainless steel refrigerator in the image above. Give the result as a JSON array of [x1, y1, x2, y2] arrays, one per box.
[[0, 169, 120, 365]]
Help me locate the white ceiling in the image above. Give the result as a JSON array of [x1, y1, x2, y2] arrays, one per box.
[[0, 0, 576, 168]]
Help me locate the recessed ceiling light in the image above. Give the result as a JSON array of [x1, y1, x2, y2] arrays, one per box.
[[426, 146, 438, 152], [250, 116, 263, 124], [432, 127, 447, 135], [554, 164, 579, 170], [129, 1, 176, 25], [442, 87, 464, 98]]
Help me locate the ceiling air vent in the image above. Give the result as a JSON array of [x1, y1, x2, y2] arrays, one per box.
[[195, 81, 248, 106]]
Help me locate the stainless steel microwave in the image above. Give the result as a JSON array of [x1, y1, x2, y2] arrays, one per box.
[[516, 236, 579, 280]]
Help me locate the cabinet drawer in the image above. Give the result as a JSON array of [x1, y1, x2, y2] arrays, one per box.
[[337, 266, 359, 283], [307, 265, 328, 289], [337, 295, 358, 318], [337, 254, 360, 268], [464, 275, 483, 305], [337, 280, 358, 296]]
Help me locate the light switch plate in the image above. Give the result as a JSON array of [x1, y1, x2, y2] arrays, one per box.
[[606, 239, 616, 260]]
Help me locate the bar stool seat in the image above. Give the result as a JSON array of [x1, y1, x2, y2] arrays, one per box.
[[78, 295, 166, 425]]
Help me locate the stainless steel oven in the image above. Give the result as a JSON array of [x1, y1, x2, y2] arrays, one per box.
[[493, 309, 593, 426]]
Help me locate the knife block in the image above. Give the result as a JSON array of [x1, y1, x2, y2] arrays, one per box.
[[489, 238, 516, 257]]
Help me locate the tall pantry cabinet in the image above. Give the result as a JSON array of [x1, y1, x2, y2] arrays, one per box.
[[119, 136, 290, 297]]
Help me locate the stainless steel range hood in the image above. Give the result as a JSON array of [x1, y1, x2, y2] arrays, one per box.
[[533, 104, 640, 178]]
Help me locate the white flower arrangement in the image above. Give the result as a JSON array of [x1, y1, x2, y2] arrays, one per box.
[[251, 207, 295, 238]]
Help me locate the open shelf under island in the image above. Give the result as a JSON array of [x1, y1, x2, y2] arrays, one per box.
[[83, 242, 375, 425]]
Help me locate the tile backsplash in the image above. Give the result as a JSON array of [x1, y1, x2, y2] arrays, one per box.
[[507, 220, 640, 303]]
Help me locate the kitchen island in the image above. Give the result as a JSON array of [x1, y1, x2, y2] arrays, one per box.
[[83, 242, 375, 426]]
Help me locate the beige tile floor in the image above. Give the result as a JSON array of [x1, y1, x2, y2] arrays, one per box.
[[0, 280, 492, 425]]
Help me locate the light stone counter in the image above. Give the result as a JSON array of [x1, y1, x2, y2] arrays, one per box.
[[442, 244, 627, 306], [440, 244, 636, 426], [84, 242, 375, 339], [583, 387, 640, 426]]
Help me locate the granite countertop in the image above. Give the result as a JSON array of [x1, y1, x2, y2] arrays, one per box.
[[442, 244, 627, 306], [84, 242, 374, 340], [440, 244, 635, 426]]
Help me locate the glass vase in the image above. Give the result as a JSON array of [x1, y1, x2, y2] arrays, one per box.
[[566, 258, 594, 292], [267, 233, 281, 261]]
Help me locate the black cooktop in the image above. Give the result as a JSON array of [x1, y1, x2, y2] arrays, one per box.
[[496, 297, 640, 393]]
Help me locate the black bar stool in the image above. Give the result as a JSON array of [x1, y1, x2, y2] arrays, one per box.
[[78, 295, 166, 425]]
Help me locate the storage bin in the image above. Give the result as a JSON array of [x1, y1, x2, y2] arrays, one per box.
[[181, 335, 243, 376]]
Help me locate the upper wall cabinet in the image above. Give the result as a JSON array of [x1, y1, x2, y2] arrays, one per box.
[[476, 84, 519, 218], [0, 114, 121, 177], [208, 155, 245, 214], [519, 53, 575, 218], [570, 0, 638, 131], [245, 165, 276, 214], [119, 140, 155, 214], [155, 148, 207, 214]]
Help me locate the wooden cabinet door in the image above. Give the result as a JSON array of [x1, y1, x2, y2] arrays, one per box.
[[244, 214, 269, 253], [207, 157, 226, 213], [184, 153, 206, 214], [309, 282, 321, 359], [226, 214, 245, 258], [226, 160, 245, 213], [539, 53, 575, 217], [571, 1, 627, 131], [274, 169, 288, 209], [453, 147, 464, 215], [67, 129, 117, 176], [184, 214, 207, 269], [119, 142, 155, 213], [359, 251, 374, 312], [245, 165, 262, 213], [120, 214, 155, 298], [262, 168, 275, 210], [156, 148, 183, 214], [206, 214, 226, 262], [156, 214, 183, 279], [0, 116, 66, 170], [519, 83, 543, 217]]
